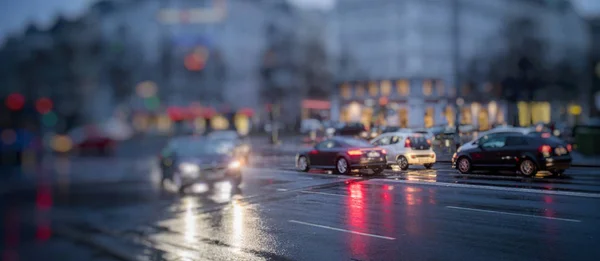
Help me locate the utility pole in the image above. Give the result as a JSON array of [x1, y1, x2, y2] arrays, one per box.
[[452, 0, 461, 150]]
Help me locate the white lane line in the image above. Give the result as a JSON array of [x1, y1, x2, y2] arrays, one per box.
[[300, 190, 345, 197], [446, 206, 582, 223], [276, 188, 288, 192], [288, 220, 395, 240], [374, 179, 600, 198]]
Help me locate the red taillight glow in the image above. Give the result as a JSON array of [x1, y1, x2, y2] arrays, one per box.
[[427, 139, 431, 145], [381, 149, 387, 154], [404, 139, 411, 148], [309, 150, 318, 155], [539, 145, 551, 154], [542, 133, 551, 138], [567, 144, 572, 152], [430, 154, 435, 158], [347, 150, 363, 156]]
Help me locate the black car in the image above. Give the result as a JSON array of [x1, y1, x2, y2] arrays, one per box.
[[158, 137, 243, 192], [296, 137, 387, 175], [452, 133, 571, 176], [335, 122, 367, 138]]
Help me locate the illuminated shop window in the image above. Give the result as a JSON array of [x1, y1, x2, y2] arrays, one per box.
[[381, 80, 392, 96], [368, 81, 378, 97], [423, 80, 433, 96], [396, 80, 410, 96], [341, 83, 351, 99], [424, 107, 434, 128], [445, 106, 455, 126], [398, 108, 409, 128], [478, 109, 489, 131]]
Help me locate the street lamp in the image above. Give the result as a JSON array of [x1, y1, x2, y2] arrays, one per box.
[[455, 97, 464, 150]]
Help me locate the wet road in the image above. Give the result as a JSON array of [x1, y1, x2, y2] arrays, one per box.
[[2, 149, 600, 260]]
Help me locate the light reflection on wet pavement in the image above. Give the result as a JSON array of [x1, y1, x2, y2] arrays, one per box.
[[1, 154, 600, 261]]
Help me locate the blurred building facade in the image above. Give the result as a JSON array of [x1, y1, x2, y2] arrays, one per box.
[[589, 16, 600, 118], [330, 0, 590, 130]]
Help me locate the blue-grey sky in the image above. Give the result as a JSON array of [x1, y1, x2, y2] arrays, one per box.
[[0, 0, 598, 41]]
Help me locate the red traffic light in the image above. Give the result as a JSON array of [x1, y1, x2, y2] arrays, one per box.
[[35, 98, 53, 114], [5, 93, 25, 111]]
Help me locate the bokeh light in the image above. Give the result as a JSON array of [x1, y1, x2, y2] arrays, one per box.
[[1, 129, 17, 145], [36, 97, 53, 114], [144, 96, 160, 110], [51, 135, 73, 153], [5, 93, 25, 111], [136, 81, 158, 98], [42, 112, 58, 127]]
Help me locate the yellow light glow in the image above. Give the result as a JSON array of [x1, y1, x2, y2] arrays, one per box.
[[569, 104, 582, 116], [380, 80, 392, 96], [341, 83, 351, 99], [423, 80, 433, 96], [157, 115, 172, 132], [210, 115, 229, 130], [51, 135, 73, 153], [234, 114, 249, 136], [368, 81, 378, 97], [517, 101, 531, 127], [424, 107, 434, 128], [396, 80, 410, 96]]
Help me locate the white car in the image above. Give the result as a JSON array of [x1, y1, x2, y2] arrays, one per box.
[[371, 132, 436, 170]]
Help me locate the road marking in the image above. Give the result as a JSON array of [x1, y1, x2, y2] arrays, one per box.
[[446, 206, 582, 223], [374, 179, 600, 198], [288, 220, 395, 240], [300, 190, 345, 197], [276, 188, 288, 192]]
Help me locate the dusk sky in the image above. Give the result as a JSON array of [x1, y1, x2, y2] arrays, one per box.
[[0, 0, 598, 40]]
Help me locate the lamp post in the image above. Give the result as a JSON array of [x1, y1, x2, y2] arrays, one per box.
[[455, 97, 464, 150], [452, 0, 462, 151]]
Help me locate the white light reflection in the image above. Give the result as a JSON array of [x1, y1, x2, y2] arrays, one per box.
[[231, 200, 245, 251], [183, 197, 197, 242]]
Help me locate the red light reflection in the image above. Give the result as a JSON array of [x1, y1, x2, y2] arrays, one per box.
[[346, 183, 367, 256]]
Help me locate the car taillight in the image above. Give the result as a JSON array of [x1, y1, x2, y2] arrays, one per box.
[[381, 149, 387, 155], [430, 154, 435, 158], [539, 145, 552, 154], [347, 150, 363, 156], [309, 150, 318, 155], [427, 139, 431, 145], [566, 144, 572, 152], [404, 139, 411, 148]]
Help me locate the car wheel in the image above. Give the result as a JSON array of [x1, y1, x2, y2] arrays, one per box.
[[335, 158, 350, 175], [397, 156, 409, 171], [519, 159, 538, 177], [424, 163, 433, 169], [372, 167, 384, 175], [297, 156, 310, 172], [457, 157, 472, 174]]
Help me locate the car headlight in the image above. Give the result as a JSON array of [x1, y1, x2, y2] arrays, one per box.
[[228, 160, 241, 169], [326, 128, 335, 135], [360, 131, 368, 138], [179, 163, 199, 173]]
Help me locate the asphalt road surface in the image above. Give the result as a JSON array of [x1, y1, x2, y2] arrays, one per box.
[[1, 144, 600, 260]]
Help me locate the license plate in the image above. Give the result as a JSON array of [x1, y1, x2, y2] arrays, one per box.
[[368, 152, 380, 158]]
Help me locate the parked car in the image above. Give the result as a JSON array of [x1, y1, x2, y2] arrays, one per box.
[[452, 133, 571, 176], [296, 137, 387, 175], [335, 122, 367, 138], [458, 127, 532, 152], [206, 130, 251, 164], [158, 137, 244, 192], [371, 132, 436, 170]]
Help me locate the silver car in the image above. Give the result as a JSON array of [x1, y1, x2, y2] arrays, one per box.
[[371, 132, 436, 170]]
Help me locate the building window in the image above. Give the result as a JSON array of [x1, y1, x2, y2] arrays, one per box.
[[424, 107, 434, 128], [423, 80, 433, 96], [356, 84, 365, 97], [461, 107, 472, 124], [381, 80, 391, 96], [398, 108, 408, 128], [445, 106, 455, 126], [341, 83, 351, 99], [478, 109, 489, 131], [396, 80, 409, 96], [368, 81, 378, 97], [436, 80, 445, 96]]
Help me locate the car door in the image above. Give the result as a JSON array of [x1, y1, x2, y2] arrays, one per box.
[[478, 136, 508, 166], [310, 140, 335, 166], [499, 136, 528, 167]]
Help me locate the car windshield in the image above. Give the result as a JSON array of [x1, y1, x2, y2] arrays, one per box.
[[173, 139, 231, 157]]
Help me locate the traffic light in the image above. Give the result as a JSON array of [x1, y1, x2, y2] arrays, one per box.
[[184, 46, 208, 71], [35, 97, 53, 114]]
